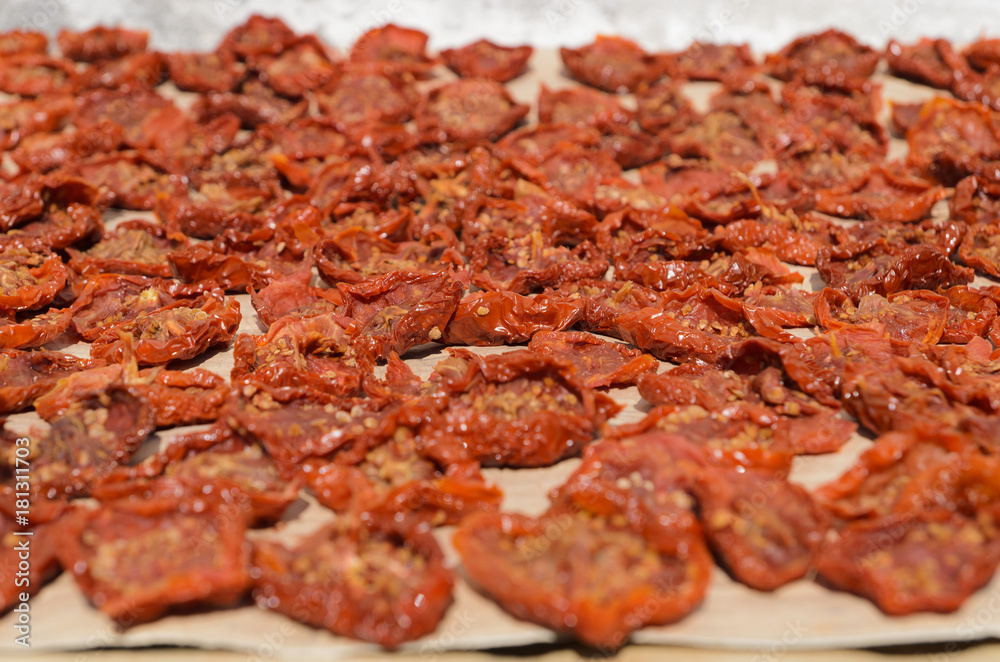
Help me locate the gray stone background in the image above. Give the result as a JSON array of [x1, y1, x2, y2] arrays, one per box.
[[1, 0, 998, 53]]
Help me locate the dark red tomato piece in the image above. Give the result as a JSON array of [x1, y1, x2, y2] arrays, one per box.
[[0, 30, 47, 57], [193, 78, 309, 129], [57, 26, 147, 61], [766, 29, 879, 87], [303, 427, 501, 526], [885, 38, 957, 89], [537, 84, 632, 127], [249, 271, 344, 327], [906, 97, 1000, 180], [941, 286, 998, 344], [56, 495, 251, 625], [227, 388, 397, 473], [666, 109, 768, 171], [339, 270, 462, 361], [469, 233, 607, 295], [552, 432, 706, 547], [0, 54, 77, 96], [219, 14, 298, 60], [0, 175, 44, 231], [815, 288, 950, 345], [349, 24, 436, 77], [0, 349, 101, 414], [0, 307, 73, 350], [315, 226, 464, 285], [693, 466, 828, 591], [70, 153, 186, 209], [253, 517, 452, 648], [167, 232, 303, 293], [417, 78, 529, 142], [560, 35, 660, 92], [671, 42, 756, 81], [0, 94, 75, 151], [454, 505, 712, 650], [411, 348, 619, 467], [1, 386, 153, 500], [816, 509, 1000, 615], [889, 101, 923, 136], [964, 39, 1000, 71], [526, 144, 623, 207], [951, 175, 1000, 225], [741, 283, 818, 328], [440, 39, 532, 82], [610, 307, 738, 367], [74, 50, 163, 90], [635, 78, 699, 136], [549, 279, 662, 336], [89, 291, 241, 366], [919, 338, 1000, 412], [440, 290, 585, 346], [814, 165, 947, 222], [254, 37, 339, 99], [959, 223, 1000, 278], [315, 71, 416, 127], [8, 202, 104, 251], [816, 240, 973, 302], [597, 206, 704, 260], [527, 331, 657, 388], [495, 122, 605, 164], [165, 50, 244, 92], [0, 240, 68, 314], [67, 220, 188, 278], [840, 217, 967, 256], [69, 273, 211, 341]]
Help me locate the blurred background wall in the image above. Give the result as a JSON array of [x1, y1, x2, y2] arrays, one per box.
[[0, 0, 997, 52]]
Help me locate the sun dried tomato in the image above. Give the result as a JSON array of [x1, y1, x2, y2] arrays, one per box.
[[57, 26, 147, 62], [840, 218, 967, 257], [454, 504, 711, 649], [227, 387, 395, 472], [0, 95, 75, 151], [349, 24, 436, 78], [814, 165, 947, 222], [315, 226, 464, 285], [537, 84, 632, 127], [57, 494, 251, 624], [959, 223, 1000, 278], [635, 78, 699, 136], [440, 39, 532, 82], [69, 152, 186, 209], [219, 14, 298, 60], [0, 240, 68, 314], [0, 307, 73, 349], [520, 143, 623, 206], [469, 233, 606, 295], [495, 122, 604, 165], [693, 465, 828, 591], [666, 109, 768, 171], [0, 30, 47, 57], [916, 338, 1000, 413], [766, 29, 879, 88], [303, 427, 501, 526], [608, 302, 741, 364], [741, 283, 818, 328], [193, 77, 309, 129], [1, 385, 153, 499], [671, 42, 756, 81], [889, 101, 923, 137], [940, 286, 998, 344], [89, 291, 241, 365], [410, 348, 619, 467], [417, 78, 529, 142], [951, 175, 1000, 225], [815, 288, 950, 345], [254, 516, 452, 648], [252, 36, 339, 98], [885, 38, 957, 89], [906, 97, 1000, 181], [315, 70, 417, 128], [67, 220, 187, 278], [816, 508, 1000, 615], [0, 349, 101, 414], [440, 290, 585, 346], [0, 54, 77, 97], [338, 270, 462, 360], [527, 331, 657, 388], [165, 49, 244, 92], [560, 35, 661, 92], [816, 240, 973, 302], [248, 271, 343, 327]]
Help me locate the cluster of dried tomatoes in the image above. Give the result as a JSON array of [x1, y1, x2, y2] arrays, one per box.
[[3, 16, 1000, 650]]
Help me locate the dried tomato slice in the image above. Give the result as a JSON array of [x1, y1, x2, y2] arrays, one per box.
[[815, 509, 1000, 615], [411, 349, 619, 467], [815, 288, 950, 345], [0, 349, 101, 414], [561, 36, 661, 92], [56, 495, 251, 624], [253, 517, 452, 648], [0, 30, 47, 57], [951, 175, 1000, 225], [339, 270, 462, 360], [0, 307, 73, 350], [440, 290, 585, 346], [454, 505, 711, 649], [959, 223, 1000, 278], [89, 291, 241, 366], [7, 202, 104, 251], [57, 26, 148, 62], [0, 54, 77, 97], [816, 240, 973, 301], [906, 97, 1000, 181], [303, 427, 501, 526], [440, 39, 532, 82], [417, 79, 529, 142], [527, 331, 657, 388], [254, 37, 339, 99], [0, 95, 74, 151], [167, 226, 303, 292], [67, 220, 188, 279], [219, 14, 298, 60], [315, 71, 416, 127], [349, 24, 436, 78], [315, 226, 464, 285], [693, 466, 828, 591], [885, 38, 957, 89], [0, 240, 68, 314], [814, 165, 947, 222], [193, 77, 309, 129], [766, 29, 879, 87], [249, 271, 344, 327], [165, 50, 244, 93], [1, 386, 153, 499], [741, 283, 818, 328], [469, 233, 607, 295], [671, 42, 756, 81]]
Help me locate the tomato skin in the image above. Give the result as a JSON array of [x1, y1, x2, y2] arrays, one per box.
[[0, 349, 103, 414], [886, 38, 957, 90], [252, 517, 453, 648], [56, 496, 252, 625], [528, 330, 657, 388], [765, 29, 879, 87], [441, 39, 532, 83]]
